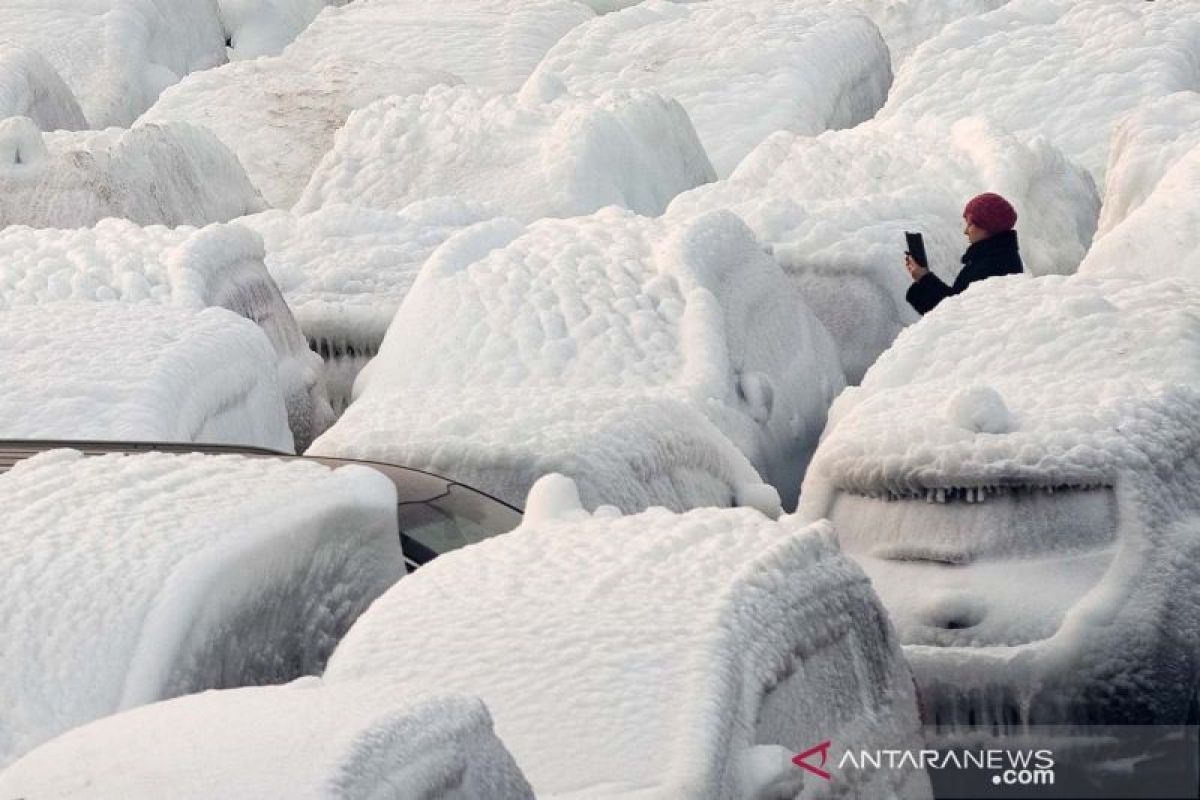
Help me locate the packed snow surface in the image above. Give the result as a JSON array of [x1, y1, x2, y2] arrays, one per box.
[[798, 276, 1200, 725], [0, 47, 86, 131], [0, 0, 226, 127], [310, 208, 843, 512], [1, 684, 532, 799], [0, 220, 333, 450], [325, 474, 930, 799], [288, 0, 594, 93], [526, 0, 891, 176], [815, 0, 1007, 66], [0, 118, 264, 228], [0, 304, 292, 449], [880, 0, 1200, 187], [0, 449, 401, 767], [668, 115, 1098, 382], [141, 54, 456, 208], [295, 85, 715, 221], [219, 0, 349, 60]]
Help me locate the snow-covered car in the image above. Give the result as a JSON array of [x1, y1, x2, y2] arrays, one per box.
[[798, 274, 1200, 728]]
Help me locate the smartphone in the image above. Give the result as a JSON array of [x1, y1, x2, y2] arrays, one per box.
[[905, 231, 928, 269]]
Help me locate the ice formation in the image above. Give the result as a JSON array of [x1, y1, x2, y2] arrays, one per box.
[[218, 0, 349, 60], [295, 85, 715, 221], [0, 118, 265, 228], [325, 475, 931, 798], [0, 684, 532, 799], [239, 200, 495, 412], [141, 54, 456, 208], [0, 0, 226, 127], [526, 0, 891, 176], [0, 220, 333, 451], [309, 208, 843, 512], [668, 115, 1098, 382], [816, 0, 1007, 67], [798, 275, 1200, 726], [880, 0, 1200, 188], [287, 0, 594, 93], [0, 47, 86, 131], [0, 449, 401, 767]]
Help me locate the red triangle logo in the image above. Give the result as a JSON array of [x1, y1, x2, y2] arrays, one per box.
[[792, 740, 832, 780]]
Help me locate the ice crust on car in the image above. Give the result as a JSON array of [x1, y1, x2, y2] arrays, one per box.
[[0, 118, 265, 229], [295, 84, 716, 221], [0, 684, 532, 799], [879, 0, 1200, 188], [309, 207, 843, 513], [0, 449, 401, 767], [0, 47, 86, 131], [0, 220, 333, 451], [668, 115, 1098, 383], [0, 0, 226, 128], [324, 474, 931, 799], [525, 0, 892, 177], [0, 304, 292, 450]]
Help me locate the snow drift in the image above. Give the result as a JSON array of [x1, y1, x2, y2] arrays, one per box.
[[880, 0, 1200, 188], [0, 220, 333, 450], [798, 274, 1200, 727], [0, 304, 292, 449], [1, 684, 532, 799], [295, 85, 715, 221], [0, 47, 86, 131], [141, 53, 456, 208], [218, 0, 350, 60], [817, 0, 1008, 67], [0, 448, 401, 767], [0, 117, 264, 228], [323, 474, 930, 799], [668, 115, 1098, 382], [526, 0, 891, 176], [309, 208, 843, 512], [0, 0, 226, 127]]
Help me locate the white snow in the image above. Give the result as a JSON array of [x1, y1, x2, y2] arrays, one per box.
[[288, 0, 594, 93], [238, 200, 495, 413], [140, 54, 457, 208], [668, 114, 1098, 382], [0, 46, 86, 131], [325, 474, 930, 799], [0, 304, 292, 449], [309, 208, 843, 512], [0, 448, 401, 767], [526, 0, 891, 177], [219, 0, 349, 60], [0, 0, 227, 128], [295, 85, 715, 221], [879, 0, 1200, 188], [798, 274, 1200, 725], [0, 220, 333, 451], [0, 118, 265, 228], [1, 684, 532, 799], [811, 0, 1008, 67]]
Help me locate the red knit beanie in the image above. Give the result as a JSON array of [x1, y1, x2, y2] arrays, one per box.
[[963, 192, 1018, 233]]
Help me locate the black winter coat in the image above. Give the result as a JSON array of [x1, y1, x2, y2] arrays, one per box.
[[906, 229, 1023, 315]]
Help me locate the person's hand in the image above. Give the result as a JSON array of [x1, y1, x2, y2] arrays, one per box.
[[905, 253, 928, 282]]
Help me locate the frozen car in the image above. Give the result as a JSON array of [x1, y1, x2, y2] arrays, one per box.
[[798, 274, 1200, 728]]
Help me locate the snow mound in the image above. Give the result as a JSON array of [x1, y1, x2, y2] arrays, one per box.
[[141, 53, 456, 208], [0, 118, 264, 228], [325, 478, 930, 798], [0, 304, 292, 449], [238, 200, 495, 413], [0, 449, 401, 767], [668, 115, 1098, 382], [219, 0, 349, 60], [295, 85, 715, 221], [309, 208, 843, 512], [0, 47, 86, 131], [525, 0, 891, 176], [288, 0, 594, 93], [1, 684, 532, 799], [0, 220, 333, 451], [816, 0, 1008, 66], [880, 0, 1200, 188], [798, 275, 1200, 725], [0, 0, 226, 127]]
